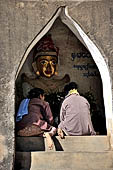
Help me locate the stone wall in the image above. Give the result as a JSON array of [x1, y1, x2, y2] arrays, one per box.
[[0, 0, 113, 169]]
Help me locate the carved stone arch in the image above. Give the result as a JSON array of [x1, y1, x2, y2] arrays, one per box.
[[15, 6, 113, 146]]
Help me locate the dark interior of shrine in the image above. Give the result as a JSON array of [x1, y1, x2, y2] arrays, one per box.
[[15, 18, 106, 136]]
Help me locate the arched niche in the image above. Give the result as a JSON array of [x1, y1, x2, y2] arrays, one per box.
[[15, 6, 113, 143]]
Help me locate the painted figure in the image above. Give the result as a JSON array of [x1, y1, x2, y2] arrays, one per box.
[[22, 34, 70, 97], [16, 88, 56, 150], [32, 34, 59, 78], [58, 82, 96, 138]]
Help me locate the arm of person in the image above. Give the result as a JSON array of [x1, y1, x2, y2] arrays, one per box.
[[58, 101, 67, 139]]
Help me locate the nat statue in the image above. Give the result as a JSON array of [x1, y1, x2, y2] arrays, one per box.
[[22, 34, 70, 97]]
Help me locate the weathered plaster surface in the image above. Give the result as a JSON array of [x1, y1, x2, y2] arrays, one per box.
[[0, 135, 8, 162], [0, 0, 113, 169]]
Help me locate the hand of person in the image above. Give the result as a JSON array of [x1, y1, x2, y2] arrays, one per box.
[[57, 128, 64, 139]]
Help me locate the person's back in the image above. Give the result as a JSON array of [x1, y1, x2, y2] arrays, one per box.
[[16, 88, 56, 149], [16, 97, 53, 132], [60, 93, 95, 135], [58, 82, 96, 138]]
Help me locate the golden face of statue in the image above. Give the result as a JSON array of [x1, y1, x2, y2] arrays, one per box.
[[36, 55, 58, 78]]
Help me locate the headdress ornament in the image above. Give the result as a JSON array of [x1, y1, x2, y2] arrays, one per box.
[[34, 34, 59, 61]]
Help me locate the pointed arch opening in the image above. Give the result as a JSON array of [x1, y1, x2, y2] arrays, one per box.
[[15, 6, 113, 139]]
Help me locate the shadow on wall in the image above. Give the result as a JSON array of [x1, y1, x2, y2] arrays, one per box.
[[14, 152, 31, 170]]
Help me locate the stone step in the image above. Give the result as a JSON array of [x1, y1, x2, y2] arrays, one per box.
[[16, 136, 110, 152], [15, 136, 112, 170], [15, 151, 113, 170]]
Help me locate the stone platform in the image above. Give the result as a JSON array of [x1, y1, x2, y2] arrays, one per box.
[[15, 136, 113, 170]]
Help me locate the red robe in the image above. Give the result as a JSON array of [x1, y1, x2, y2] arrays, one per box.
[[16, 98, 53, 132]]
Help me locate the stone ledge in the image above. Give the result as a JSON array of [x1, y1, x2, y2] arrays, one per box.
[[16, 135, 110, 152], [16, 136, 45, 151], [31, 151, 113, 170], [15, 151, 113, 170]]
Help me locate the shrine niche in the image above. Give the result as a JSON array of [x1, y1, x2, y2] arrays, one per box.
[[15, 7, 112, 136]]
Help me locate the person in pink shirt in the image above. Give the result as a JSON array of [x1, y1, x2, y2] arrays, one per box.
[[58, 82, 96, 138], [16, 88, 56, 149]]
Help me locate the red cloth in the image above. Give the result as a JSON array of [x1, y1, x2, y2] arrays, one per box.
[[34, 34, 59, 60]]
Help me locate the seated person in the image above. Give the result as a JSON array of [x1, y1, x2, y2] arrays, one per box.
[[16, 88, 56, 150], [58, 82, 96, 138]]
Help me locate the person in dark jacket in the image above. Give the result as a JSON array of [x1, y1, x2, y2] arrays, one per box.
[[58, 82, 96, 138], [16, 88, 56, 149]]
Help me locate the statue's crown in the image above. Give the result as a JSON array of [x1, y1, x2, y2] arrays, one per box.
[[34, 34, 59, 60]]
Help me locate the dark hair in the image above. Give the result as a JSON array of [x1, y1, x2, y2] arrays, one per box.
[[27, 88, 44, 99], [64, 82, 78, 95], [68, 82, 78, 90], [64, 84, 70, 95]]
